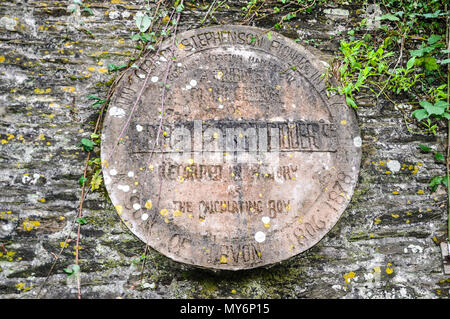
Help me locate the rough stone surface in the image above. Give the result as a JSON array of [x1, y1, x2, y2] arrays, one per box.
[[0, 0, 449, 299]]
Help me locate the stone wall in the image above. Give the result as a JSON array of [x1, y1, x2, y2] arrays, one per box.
[[0, 0, 448, 299]]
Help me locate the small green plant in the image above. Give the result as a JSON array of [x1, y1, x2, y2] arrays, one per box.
[[79, 138, 95, 152], [418, 144, 448, 192]]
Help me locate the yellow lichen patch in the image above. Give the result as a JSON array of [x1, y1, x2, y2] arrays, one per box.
[[1, 139, 7, 144], [144, 201, 152, 210], [23, 219, 40, 231], [231, 289, 237, 294], [385, 170, 391, 175], [60, 241, 69, 248], [62, 86, 75, 93], [160, 208, 169, 217], [392, 191, 399, 195], [38, 198, 46, 203], [391, 214, 400, 218], [178, 42, 186, 50], [373, 266, 381, 273], [98, 68, 108, 73], [219, 255, 227, 264], [173, 210, 183, 217], [417, 189, 424, 195], [343, 271, 356, 284], [34, 88, 51, 94], [340, 120, 347, 125], [161, 15, 170, 23], [15, 282, 31, 292], [385, 267, 394, 275], [115, 205, 123, 215], [374, 218, 381, 225], [0, 56, 5, 63]]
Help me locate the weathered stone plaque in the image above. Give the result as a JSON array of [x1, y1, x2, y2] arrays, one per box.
[[101, 25, 361, 270]]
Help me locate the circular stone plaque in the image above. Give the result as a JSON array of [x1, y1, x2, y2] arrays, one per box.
[[101, 25, 361, 270]]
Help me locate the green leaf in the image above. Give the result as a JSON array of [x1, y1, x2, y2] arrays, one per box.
[[435, 152, 444, 162], [376, 13, 399, 21], [176, 3, 184, 12], [108, 64, 127, 72], [420, 100, 445, 116], [80, 138, 95, 152], [423, 56, 439, 71], [135, 13, 151, 33], [266, 31, 272, 41], [63, 264, 81, 277], [90, 170, 103, 191], [79, 176, 87, 186], [82, 7, 93, 15], [434, 100, 448, 109], [440, 58, 450, 65], [422, 10, 441, 18], [411, 108, 429, 121], [418, 144, 432, 152], [406, 56, 416, 70], [427, 35, 441, 45], [76, 217, 88, 225], [92, 99, 106, 108], [345, 96, 357, 108], [429, 176, 443, 192]]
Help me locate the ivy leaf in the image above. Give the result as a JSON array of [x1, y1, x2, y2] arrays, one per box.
[[440, 59, 450, 65], [80, 138, 95, 152], [135, 13, 151, 33], [422, 10, 441, 18], [63, 264, 81, 277], [90, 170, 103, 191], [418, 144, 432, 152], [108, 64, 127, 72], [406, 56, 416, 70], [423, 56, 439, 71], [345, 96, 357, 108], [376, 13, 399, 21], [411, 108, 429, 121], [435, 152, 444, 162], [427, 35, 441, 45], [76, 217, 88, 225], [79, 176, 87, 186], [420, 100, 444, 116], [429, 176, 443, 192]]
